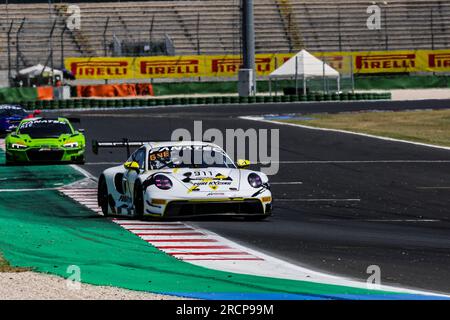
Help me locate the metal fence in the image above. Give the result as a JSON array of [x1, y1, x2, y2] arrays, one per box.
[[1, 0, 449, 88]]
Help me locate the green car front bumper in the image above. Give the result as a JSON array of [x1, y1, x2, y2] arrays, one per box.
[[6, 147, 85, 164]]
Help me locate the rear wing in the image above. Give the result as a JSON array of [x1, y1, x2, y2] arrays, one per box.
[[92, 139, 149, 157], [92, 137, 212, 158]]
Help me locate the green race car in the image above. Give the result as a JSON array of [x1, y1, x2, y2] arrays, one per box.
[[5, 117, 85, 165]]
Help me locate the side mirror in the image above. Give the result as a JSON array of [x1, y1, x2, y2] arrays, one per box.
[[124, 161, 140, 171], [236, 159, 251, 169], [78, 129, 85, 133]]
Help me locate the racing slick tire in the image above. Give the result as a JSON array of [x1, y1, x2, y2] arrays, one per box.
[[5, 153, 13, 166], [74, 156, 85, 165], [133, 182, 144, 220], [98, 176, 109, 216]]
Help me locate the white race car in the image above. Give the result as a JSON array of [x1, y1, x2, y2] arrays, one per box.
[[95, 140, 272, 220]]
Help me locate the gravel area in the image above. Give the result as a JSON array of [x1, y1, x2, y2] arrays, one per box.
[[0, 272, 186, 300]]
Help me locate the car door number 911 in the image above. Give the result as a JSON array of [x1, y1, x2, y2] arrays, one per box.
[[193, 171, 213, 176]]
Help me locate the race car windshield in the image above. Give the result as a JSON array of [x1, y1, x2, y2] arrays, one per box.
[[18, 120, 72, 138], [149, 146, 236, 170], [8, 109, 27, 117], [0, 107, 26, 117]]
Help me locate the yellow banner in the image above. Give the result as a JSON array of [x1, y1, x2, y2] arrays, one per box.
[[65, 50, 450, 80], [65, 57, 134, 80], [353, 50, 418, 73], [326, 50, 450, 74], [420, 49, 450, 72], [65, 55, 289, 79], [136, 56, 204, 78]]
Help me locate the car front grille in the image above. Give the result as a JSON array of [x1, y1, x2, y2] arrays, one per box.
[[164, 199, 264, 217], [26, 148, 64, 162]]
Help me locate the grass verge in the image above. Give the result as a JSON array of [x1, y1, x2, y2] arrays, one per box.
[[280, 109, 450, 147]]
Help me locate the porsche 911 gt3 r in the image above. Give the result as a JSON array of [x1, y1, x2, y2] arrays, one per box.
[[96, 141, 272, 219]]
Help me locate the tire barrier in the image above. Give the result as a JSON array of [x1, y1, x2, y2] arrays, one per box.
[[11, 92, 392, 110]]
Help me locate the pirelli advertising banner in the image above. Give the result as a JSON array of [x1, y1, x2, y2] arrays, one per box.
[[65, 50, 450, 80], [351, 49, 450, 74], [65, 54, 292, 80]]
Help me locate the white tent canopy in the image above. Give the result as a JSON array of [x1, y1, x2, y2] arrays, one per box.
[[19, 64, 63, 78], [269, 49, 340, 95]]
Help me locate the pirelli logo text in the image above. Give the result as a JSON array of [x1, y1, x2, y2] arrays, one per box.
[[70, 61, 129, 77], [321, 55, 347, 71], [355, 54, 416, 71], [428, 53, 450, 68], [140, 59, 199, 76], [211, 57, 272, 74]]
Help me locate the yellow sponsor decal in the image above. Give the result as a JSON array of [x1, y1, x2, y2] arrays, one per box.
[[151, 199, 167, 205], [187, 185, 200, 194]]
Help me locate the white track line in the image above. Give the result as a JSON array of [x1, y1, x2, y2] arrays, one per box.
[[70, 164, 98, 180], [62, 188, 446, 297], [241, 116, 450, 152], [0, 139, 446, 296], [60, 162, 448, 298], [185, 221, 447, 297]]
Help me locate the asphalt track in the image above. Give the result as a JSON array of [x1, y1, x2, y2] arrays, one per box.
[[50, 99, 450, 294]]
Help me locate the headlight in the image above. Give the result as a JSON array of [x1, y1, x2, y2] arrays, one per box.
[[64, 142, 79, 148], [154, 175, 173, 190], [248, 173, 262, 188], [11, 143, 27, 149]]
